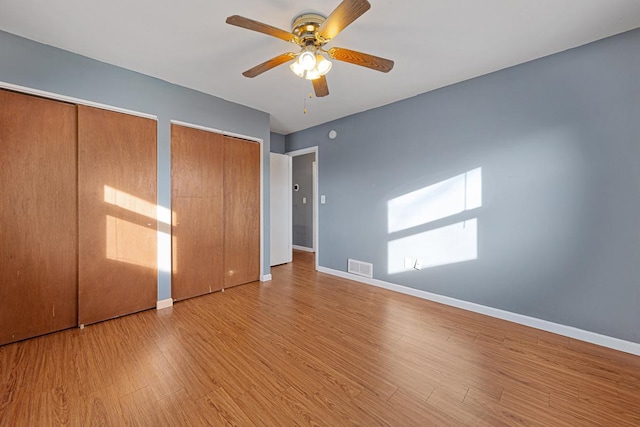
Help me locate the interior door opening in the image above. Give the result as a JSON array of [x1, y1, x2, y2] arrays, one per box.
[[287, 147, 319, 270]]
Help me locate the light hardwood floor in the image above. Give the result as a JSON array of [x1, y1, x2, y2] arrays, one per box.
[[1, 250, 639, 425]]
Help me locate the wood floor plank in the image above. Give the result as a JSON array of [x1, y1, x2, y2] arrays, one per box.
[[286, 329, 400, 400], [157, 335, 223, 401], [78, 384, 127, 427], [198, 386, 254, 426], [427, 386, 508, 426], [353, 387, 459, 426], [234, 386, 309, 426], [311, 385, 386, 426], [551, 388, 640, 426], [264, 332, 365, 398], [119, 385, 164, 426], [156, 389, 207, 426], [1, 250, 639, 426]]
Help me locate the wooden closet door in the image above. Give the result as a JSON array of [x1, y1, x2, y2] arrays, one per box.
[[224, 136, 260, 288], [0, 90, 77, 345], [171, 124, 224, 300], [78, 106, 157, 325]]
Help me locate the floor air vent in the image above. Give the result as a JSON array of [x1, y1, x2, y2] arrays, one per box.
[[348, 259, 373, 279]]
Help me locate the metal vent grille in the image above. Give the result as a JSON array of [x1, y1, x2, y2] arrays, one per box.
[[348, 259, 373, 279]]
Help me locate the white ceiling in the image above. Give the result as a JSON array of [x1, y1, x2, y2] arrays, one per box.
[[0, 1, 639, 134]]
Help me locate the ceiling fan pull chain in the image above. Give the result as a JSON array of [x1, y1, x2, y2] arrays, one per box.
[[304, 92, 313, 114]]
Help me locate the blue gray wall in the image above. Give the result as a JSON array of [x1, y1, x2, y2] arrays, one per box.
[[270, 132, 286, 154], [286, 28, 640, 344], [292, 153, 315, 248], [0, 30, 271, 302]]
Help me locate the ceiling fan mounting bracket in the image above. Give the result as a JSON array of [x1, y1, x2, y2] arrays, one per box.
[[291, 13, 326, 47]]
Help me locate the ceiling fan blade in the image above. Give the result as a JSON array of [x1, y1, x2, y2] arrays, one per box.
[[242, 53, 297, 78], [312, 75, 329, 97], [317, 0, 371, 41], [328, 47, 394, 73], [226, 15, 298, 44]]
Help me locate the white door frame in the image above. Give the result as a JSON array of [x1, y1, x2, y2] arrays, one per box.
[[269, 153, 292, 266], [287, 146, 319, 271]]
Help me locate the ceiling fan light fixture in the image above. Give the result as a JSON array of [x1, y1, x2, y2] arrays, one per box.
[[289, 61, 306, 78], [304, 68, 321, 80], [315, 55, 332, 75], [227, 2, 394, 98], [303, 54, 332, 80], [298, 49, 316, 71]]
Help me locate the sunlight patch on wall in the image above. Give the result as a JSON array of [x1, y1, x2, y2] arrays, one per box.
[[388, 219, 478, 274], [388, 168, 482, 233], [157, 205, 172, 273]]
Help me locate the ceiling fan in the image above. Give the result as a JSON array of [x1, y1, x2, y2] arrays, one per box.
[[226, 0, 394, 98]]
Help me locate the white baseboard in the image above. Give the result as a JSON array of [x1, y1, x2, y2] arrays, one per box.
[[317, 266, 640, 356], [293, 245, 314, 253], [261, 274, 273, 282], [156, 298, 174, 310]]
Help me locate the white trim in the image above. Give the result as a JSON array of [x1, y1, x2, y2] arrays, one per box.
[[313, 155, 319, 271], [288, 157, 293, 262], [269, 153, 293, 266], [287, 146, 320, 271], [287, 147, 318, 157], [170, 120, 223, 135], [170, 120, 262, 144], [312, 161, 318, 253], [293, 245, 314, 252], [261, 274, 273, 282], [156, 298, 174, 310], [0, 81, 157, 120], [317, 266, 640, 356], [259, 137, 265, 280], [224, 130, 263, 144]]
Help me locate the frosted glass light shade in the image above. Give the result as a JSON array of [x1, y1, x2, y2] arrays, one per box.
[[315, 55, 332, 75], [289, 61, 305, 77], [305, 68, 320, 80], [298, 51, 316, 71], [290, 50, 332, 80]]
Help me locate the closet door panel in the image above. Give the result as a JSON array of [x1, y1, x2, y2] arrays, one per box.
[[0, 90, 77, 345], [78, 106, 157, 325], [171, 125, 224, 198], [171, 124, 224, 300], [223, 137, 260, 288], [171, 196, 223, 300]]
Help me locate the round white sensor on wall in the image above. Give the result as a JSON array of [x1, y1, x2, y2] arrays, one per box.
[[328, 130, 337, 140]]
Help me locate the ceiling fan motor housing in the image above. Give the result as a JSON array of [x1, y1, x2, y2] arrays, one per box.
[[291, 13, 327, 47]]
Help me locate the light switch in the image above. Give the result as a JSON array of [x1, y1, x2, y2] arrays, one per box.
[[303, 197, 307, 204], [321, 195, 326, 204], [414, 259, 423, 270]]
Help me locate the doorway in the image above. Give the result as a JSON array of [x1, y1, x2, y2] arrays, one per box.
[[287, 147, 319, 270]]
